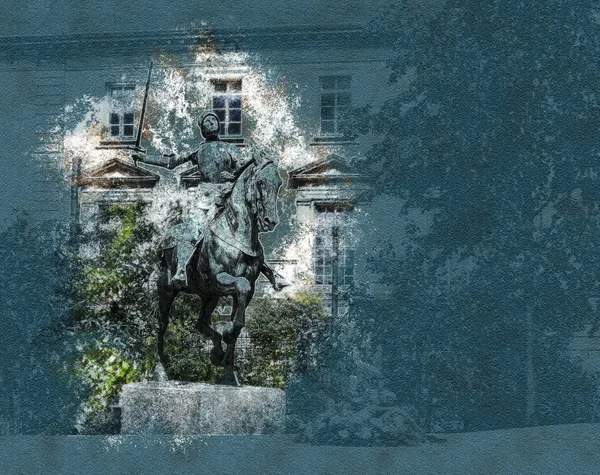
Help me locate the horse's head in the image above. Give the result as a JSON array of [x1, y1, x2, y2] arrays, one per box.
[[249, 161, 283, 233]]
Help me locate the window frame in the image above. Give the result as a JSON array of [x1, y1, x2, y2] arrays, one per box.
[[106, 82, 137, 142], [319, 75, 352, 138], [211, 79, 243, 138], [313, 202, 355, 317]]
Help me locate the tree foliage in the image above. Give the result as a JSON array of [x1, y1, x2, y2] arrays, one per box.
[[240, 292, 330, 389], [68, 202, 221, 433], [286, 307, 423, 446], [68, 202, 159, 433], [0, 215, 77, 434], [351, 0, 600, 431]]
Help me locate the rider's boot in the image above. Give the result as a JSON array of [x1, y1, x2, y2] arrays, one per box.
[[170, 241, 194, 288]]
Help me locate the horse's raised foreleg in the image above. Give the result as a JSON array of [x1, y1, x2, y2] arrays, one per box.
[[156, 267, 178, 381], [195, 296, 224, 365], [260, 262, 287, 291]]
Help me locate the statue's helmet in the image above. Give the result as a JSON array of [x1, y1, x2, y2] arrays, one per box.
[[198, 112, 220, 140]]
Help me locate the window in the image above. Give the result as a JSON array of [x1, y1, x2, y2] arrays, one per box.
[[212, 79, 242, 137], [314, 204, 355, 317], [320, 76, 351, 137], [108, 83, 136, 140]]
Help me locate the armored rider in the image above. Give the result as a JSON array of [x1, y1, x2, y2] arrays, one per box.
[[134, 112, 253, 287]]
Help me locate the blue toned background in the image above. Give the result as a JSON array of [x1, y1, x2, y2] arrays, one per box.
[[3, 0, 600, 473]]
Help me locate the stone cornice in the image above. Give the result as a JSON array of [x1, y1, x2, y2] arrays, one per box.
[[0, 24, 392, 61]]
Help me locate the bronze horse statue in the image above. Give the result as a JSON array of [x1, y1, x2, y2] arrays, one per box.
[[155, 157, 284, 385]]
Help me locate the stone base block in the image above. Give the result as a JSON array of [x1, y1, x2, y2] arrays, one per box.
[[118, 382, 286, 435]]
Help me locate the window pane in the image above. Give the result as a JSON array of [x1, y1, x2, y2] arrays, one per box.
[[337, 92, 351, 107], [321, 106, 335, 120], [229, 96, 242, 109], [219, 124, 226, 136], [110, 113, 120, 125], [110, 125, 120, 136], [321, 93, 335, 107], [123, 112, 134, 125], [123, 125, 134, 137], [227, 123, 241, 135], [321, 120, 334, 134], [338, 76, 351, 89], [213, 82, 227, 92], [229, 108, 242, 121], [215, 109, 226, 122], [213, 97, 226, 108], [230, 80, 242, 92]]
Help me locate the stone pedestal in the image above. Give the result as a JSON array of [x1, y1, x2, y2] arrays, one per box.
[[118, 382, 286, 435]]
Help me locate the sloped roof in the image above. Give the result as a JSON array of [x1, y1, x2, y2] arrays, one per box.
[[179, 167, 203, 188], [78, 158, 160, 189], [288, 154, 364, 189]]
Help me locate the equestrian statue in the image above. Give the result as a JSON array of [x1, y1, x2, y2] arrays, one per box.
[[133, 112, 284, 386]]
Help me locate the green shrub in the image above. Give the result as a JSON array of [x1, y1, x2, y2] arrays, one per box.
[[68, 201, 159, 433], [68, 202, 327, 432], [239, 292, 329, 388], [71, 343, 141, 434]]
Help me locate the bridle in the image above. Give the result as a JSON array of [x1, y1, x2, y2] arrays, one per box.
[[214, 159, 274, 234], [248, 160, 274, 221]]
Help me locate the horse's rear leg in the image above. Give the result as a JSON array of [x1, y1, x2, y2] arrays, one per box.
[[156, 269, 178, 381], [196, 296, 224, 365], [215, 273, 254, 386]]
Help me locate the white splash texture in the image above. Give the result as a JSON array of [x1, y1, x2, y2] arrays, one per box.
[[49, 50, 337, 277]]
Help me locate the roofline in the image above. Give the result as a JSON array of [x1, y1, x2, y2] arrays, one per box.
[[84, 157, 159, 178], [288, 154, 345, 176], [0, 24, 394, 61]]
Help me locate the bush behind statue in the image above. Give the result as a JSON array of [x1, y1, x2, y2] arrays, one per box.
[[239, 292, 330, 389], [68, 201, 332, 433], [68, 201, 216, 433]]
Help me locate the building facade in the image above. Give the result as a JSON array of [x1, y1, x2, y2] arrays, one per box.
[[14, 25, 389, 312]]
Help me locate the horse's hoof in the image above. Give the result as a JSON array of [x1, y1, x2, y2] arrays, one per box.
[[274, 277, 291, 291], [218, 369, 240, 387]]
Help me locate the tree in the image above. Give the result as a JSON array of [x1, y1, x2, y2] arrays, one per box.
[[0, 215, 77, 434], [353, 0, 600, 431], [240, 292, 330, 389]]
